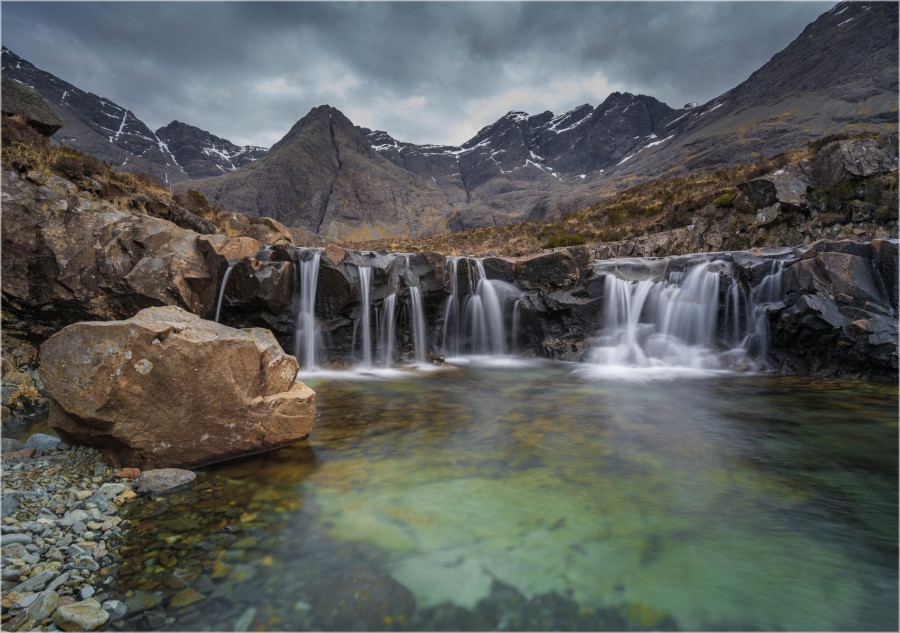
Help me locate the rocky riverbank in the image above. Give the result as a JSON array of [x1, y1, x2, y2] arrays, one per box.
[[1, 435, 203, 631], [1, 435, 133, 631]]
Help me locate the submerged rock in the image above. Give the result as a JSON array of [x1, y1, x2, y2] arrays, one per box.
[[135, 469, 197, 495], [40, 305, 316, 469]]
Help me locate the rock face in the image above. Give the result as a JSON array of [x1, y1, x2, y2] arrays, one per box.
[[1, 169, 219, 340], [768, 239, 898, 378], [1, 76, 64, 136], [39, 306, 316, 469]]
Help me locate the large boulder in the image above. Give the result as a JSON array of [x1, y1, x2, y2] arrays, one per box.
[[39, 306, 315, 469], [1, 76, 65, 136], [805, 137, 898, 187]]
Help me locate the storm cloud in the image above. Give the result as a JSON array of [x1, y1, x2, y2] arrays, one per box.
[[2, 2, 833, 147]]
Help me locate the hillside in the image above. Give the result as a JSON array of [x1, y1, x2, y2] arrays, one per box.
[[181, 1, 897, 239], [1, 47, 267, 184]]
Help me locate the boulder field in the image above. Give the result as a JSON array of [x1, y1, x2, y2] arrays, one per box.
[[38, 306, 315, 470]]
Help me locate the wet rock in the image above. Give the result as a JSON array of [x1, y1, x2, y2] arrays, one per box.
[[40, 306, 316, 469], [102, 599, 127, 620], [24, 589, 60, 623], [135, 469, 197, 495], [2, 438, 26, 453], [52, 598, 109, 631], [770, 240, 898, 378]]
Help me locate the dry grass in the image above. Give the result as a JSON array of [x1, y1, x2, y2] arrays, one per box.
[[348, 147, 815, 256]]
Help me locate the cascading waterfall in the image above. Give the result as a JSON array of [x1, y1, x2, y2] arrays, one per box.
[[403, 256, 428, 362], [379, 294, 398, 367], [358, 266, 373, 367], [743, 260, 785, 363], [292, 249, 322, 371], [409, 287, 427, 362], [442, 258, 461, 357], [587, 258, 787, 371], [214, 264, 235, 324], [442, 258, 520, 356], [511, 299, 523, 353]]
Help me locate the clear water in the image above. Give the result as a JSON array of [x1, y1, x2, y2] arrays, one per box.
[[113, 363, 898, 631]]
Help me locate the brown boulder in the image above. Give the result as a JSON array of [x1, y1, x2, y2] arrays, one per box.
[[40, 306, 315, 469]]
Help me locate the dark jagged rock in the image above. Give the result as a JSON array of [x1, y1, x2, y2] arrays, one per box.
[[1, 76, 64, 136], [768, 239, 898, 379]]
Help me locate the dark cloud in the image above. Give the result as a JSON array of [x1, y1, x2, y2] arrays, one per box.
[[2, 2, 833, 147]]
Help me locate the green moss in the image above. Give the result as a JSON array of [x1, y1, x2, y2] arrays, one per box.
[[714, 191, 738, 208], [542, 235, 586, 249]]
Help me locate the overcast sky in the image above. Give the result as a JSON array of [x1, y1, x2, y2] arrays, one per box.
[[2, 2, 833, 148]]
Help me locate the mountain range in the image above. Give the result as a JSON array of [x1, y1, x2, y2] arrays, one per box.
[[2, 1, 896, 240]]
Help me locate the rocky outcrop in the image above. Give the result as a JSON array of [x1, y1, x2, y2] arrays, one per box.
[[1, 337, 48, 428], [1, 170, 220, 341], [768, 239, 898, 378], [39, 306, 316, 470], [1, 76, 64, 136]]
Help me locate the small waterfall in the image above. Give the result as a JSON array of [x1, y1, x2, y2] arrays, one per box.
[[588, 263, 723, 369], [409, 287, 427, 362], [441, 257, 522, 356], [292, 249, 322, 371], [442, 258, 461, 357], [742, 260, 785, 363], [511, 299, 523, 353], [379, 294, 398, 367], [358, 266, 373, 367], [587, 257, 788, 372], [214, 264, 235, 323], [402, 256, 428, 362]]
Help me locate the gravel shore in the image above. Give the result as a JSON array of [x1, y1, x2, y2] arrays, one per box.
[[1, 433, 136, 631]]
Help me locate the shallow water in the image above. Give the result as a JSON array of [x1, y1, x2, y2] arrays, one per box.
[[113, 363, 898, 631]]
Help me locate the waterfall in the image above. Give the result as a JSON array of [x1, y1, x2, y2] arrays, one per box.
[[511, 299, 523, 353], [588, 263, 723, 369], [214, 264, 235, 323], [742, 260, 785, 363], [292, 249, 322, 371], [442, 258, 461, 357], [587, 257, 787, 372], [402, 256, 427, 362], [379, 294, 398, 367], [441, 258, 520, 356], [358, 266, 373, 367], [409, 287, 427, 362]]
